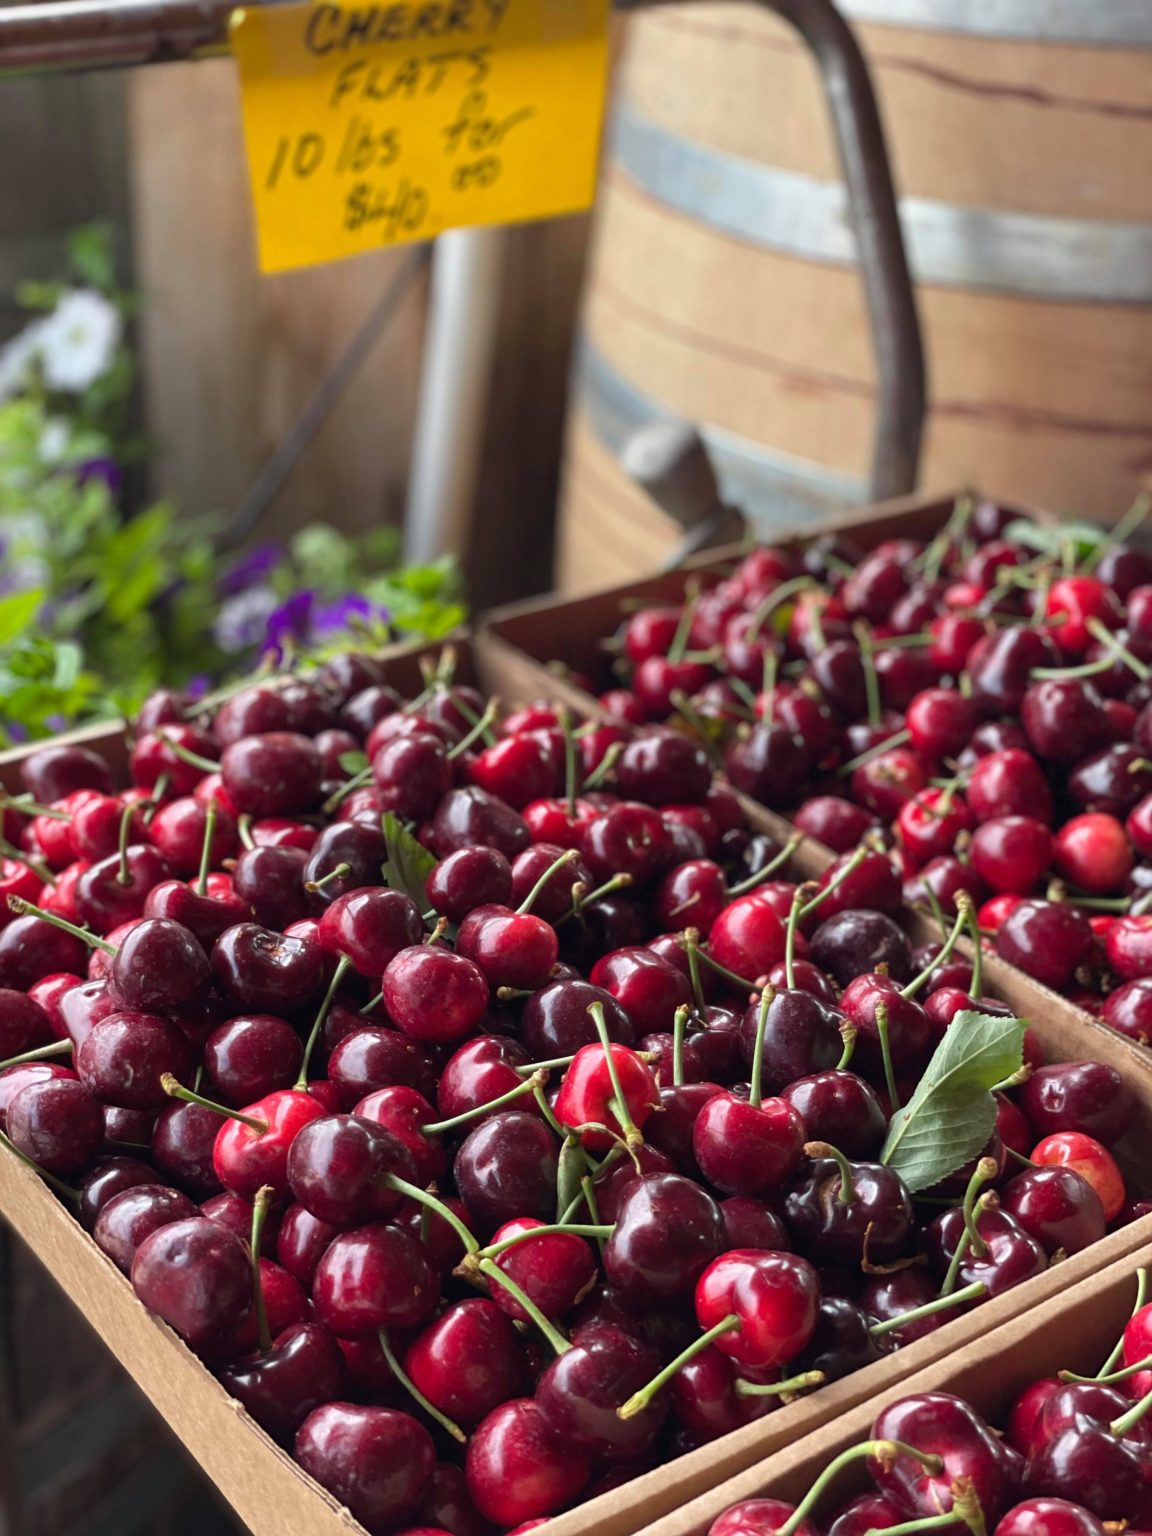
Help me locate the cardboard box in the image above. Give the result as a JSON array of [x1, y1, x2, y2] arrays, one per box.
[[3, 627, 1151, 1536], [631, 1241, 1152, 1536]]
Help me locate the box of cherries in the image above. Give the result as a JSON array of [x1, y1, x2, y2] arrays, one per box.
[[638, 1248, 1152, 1536], [0, 527, 1149, 1536]]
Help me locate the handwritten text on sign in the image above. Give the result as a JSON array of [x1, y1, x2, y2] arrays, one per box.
[[231, 0, 610, 273]]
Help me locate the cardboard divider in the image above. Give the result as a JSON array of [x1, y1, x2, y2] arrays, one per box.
[[632, 1242, 1152, 1536], [3, 617, 1152, 1536]]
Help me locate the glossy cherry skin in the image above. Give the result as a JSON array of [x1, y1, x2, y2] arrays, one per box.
[[925, 1206, 1047, 1298], [76, 1009, 193, 1109], [781, 1071, 887, 1160], [995, 901, 1094, 991], [218, 1321, 347, 1443], [553, 1042, 659, 1151], [693, 1092, 805, 1196], [1031, 1132, 1125, 1221], [404, 1297, 529, 1429], [21, 742, 115, 801], [429, 787, 531, 862], [809, 909, 912, 988], [73, 846, 171, 934], [326, 1026, 438, 1108], [869, 1391, 1012, 1523], [426, 846, 513, 922], [1019, 1061, 1134, 1147], [991, 1500, 1108, 1536], [303, 821, 388, 906], [486, 1216, 597, 1322], [286, 1112, 415, 1226], [967, 627, 1060, 715], [695, 1249, 821, 1371], [739, 990, 846, 1094], [143, 879, 250, 950], [708, 896, 787, 981], [381, 945, 489, 1044], [203, 1014, 303, 1105], [414, 1461, 494, 1536], [276, 1202, 337, 1285], [521, 978, 635, 1056], [211, 924, 325, 1015], [218, 732, 322, 817], [1000, 1166, 1106, 1255], [536, 1321, 666, 1462], [454, 1111, 559, 1236], [131, 1217, 252, 1350], [0, 914, 90, 990], [969, 817, 1054, 896], [794, 1294, 885, 1384], [604, 1172, 725, 1302], [77, 1154, 157, 1230], [435, 1035, 533, 1124], [825, 1494, 909, 1536], [295, 1403, 435, 1534], [1024, 1400, 1152, 1523], [213, 1088, 327, 1201], [352, 1085, 444, 1186], [151, 1101, 224, 1198], [7, 1076, 104, 1174], [312, 1221, 437, 1336], [786, 1157, 914, 1265], [719, 1197, 790, 1253], [708, 1499, 818, 1536], [456, 904, 558, 991], [589, 948, 693, 1035], [93, 1184, 200, 1272], [465, 1398, 590, 1528]]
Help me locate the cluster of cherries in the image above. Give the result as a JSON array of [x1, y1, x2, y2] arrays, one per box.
[[0, 647, 1142, 1536], [577, 499, 1152, 1041], [707, 1267, 1152, 1534]]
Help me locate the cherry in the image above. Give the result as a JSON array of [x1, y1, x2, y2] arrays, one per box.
[[1024, 1388, 1152, 1523], [781, 1070, 887, 1159], [1022, 678, 1110, 764], [536, 1321, 666, 1461], [896, 788, 974, 868], [211, 924, 325, 1015], [554, 1037, 658, 1151], [708, 1499, 817, 1536], [295, 1404, 435, 1533], [75, 1010, 192, 1109], [429, 786, 531, 861], [21, 743, 115, 801], [144, 878, 249, 949], [405, 1298, 529, 1427], [426, 847, 513, 922], [1102, 978, 1152, 1045], [211, 1087, 327, 1200], [353, 1085, 446, 1186], [604, 1172, 725, 1302], [313, 1220, 437, 1337], [968, 627, 1060, 714], [219, 1321, 347, 1444], [7, 1075, 103, 1174], [618, 729, 711, 805], [0, 912, 90, 989], [436, 1036, 533, 1124], [581, 802, 671, 888], [227, 846, 308, 931], [1031, 1131, 1124, 1220], [825, 1494, 909, 1536], [786, 1147, 914, 1265], [275, 1202, 337, 1285], [464, 1398, 589, 1527], [992, 1501, 1109, 1536], [1020, 1061, 1134, 1147], [303, 821, 388, 904], [381, 945, 489, 1044], [906, 687, 978, 759], [1053, 813, 1132, 894], [1000, 1166, 1105, 1254], [850, 748, 930, 822], [726, 725, 811, 810], [1042, 574, 1123, 654], [131, 1216, 251, 1350], [967, 749, 1054, 824], [456, 902, 559, 992], [736, 989, 844, 1094], [93, 1183, 200, 1272], [669, 1346, 772, 1444], [1067, 743, 1152, 817], [203, 1015, 303, 1105], [810, 910, 912, 987], [589, 949, 692, 1035], [870, 1391, 1013, 1523], [520, 979, 635, 1056], [925, 1205, 1046, 1298], [454, 1111, 559, 1235], [792, 797, 875, 855], [316, 887, 424, 977], [969, 817, 1054, 895], [148, 1100, 222, 1197], [73, 845, 171, 933], [694, 1248, 821, 1370], [996, 901, 1093, 991], [76, 1154, 156, 1230], [284, 1111, 415, 1226], [645, 1079, 724, 1168], [0, 987, 53, 1059], [327, 1027, 438, 1108], [707, 895, 787, 981], [486, 1217, 598, 1321]]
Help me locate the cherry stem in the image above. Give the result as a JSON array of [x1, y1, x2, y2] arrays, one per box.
[[1032, 654, 1119, 681], [579, 1172, 605, 1248], [617, 1312, 740, 1420], [672, 1004, 689, 1088], [8, 795, 71, 820], [1086, 617, 1151, 681], [804, 1140, 856, 1205], [0, 835, 56, 889], [692, 943, 760, 993], [587, 1002, 642, 1148], [962, 1156, 1001, 1260], [745, 575, 814, 642], [196, 801, 218, 898], [359, 988, 384, 1016], [939, 1190, 995, 1299], [853, 622, 882, 728], [747, 986, 775, 1110], [581, 741, 624, 794], [304, 862, 352, 895], [478, 1221, 613, 1261], [921, 492, 973, 585], [250, 1185, 274, 1354], [532, 1078, 566, 1139], [446, 699, 499, 761], [0, 1126, 81, 1206], [5, 895, 115, 955], [160, 1074, 268, 1133], [733, 1368, 826, 1398], [322, 765, 373, 815], [775, 1440, 945, 1536], [516, 849, 579, 917], [1081, 491, 1151, 574], [1063, 1351, 1152, 1386], [868, 1279, 986, 1338], [874, 1002, 901, 1115], [783, 883, 811, 991], [477, 1257, 571, 1355], [423, 1072, 545, 1136], [445, 686, 497, 749], [726, 833, 803, 897], [876, 1512, 977, 1536], [295, 955, 352, 1089], [798, 846, 868, 920], [837, 728, 913, 777], [385, 1174, 478, 1254], [1096, 1268, 1149, 1379], [667, 586, 700, 666], [516, 1054, 576, 1074], [0, 1039, 73, 1072], [236, 813, 255, 853], [560, 871, 632, 924], [681, 930, 708, 1013], [966, 901, 984, 998], [1110, 1377, 1152, 1437], [377, 1328, 467, 1443], [113, 797, 138, 886], [155, 731, 220, 774], [424, 916, 450, 945], [669, 692, 722, 765], [836, 1023, 857, 1071], [902, 894, 972, 1000]]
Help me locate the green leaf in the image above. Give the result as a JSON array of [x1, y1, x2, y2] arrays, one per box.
[[338, 750, 369, 774], [380, 811, 436, 908], [0, 589, 43, 646], [880, 1011, 1026, 1192]]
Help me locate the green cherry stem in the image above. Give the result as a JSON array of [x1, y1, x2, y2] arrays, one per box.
[[304, 862, 352, 895], [532, 1078, 566, 1140], [666, 586, 700, 666], [250, 1185, 275, 1354], [386, 1174, 479, 1255], [446, 700, 500, 762], [775, 1440, 945, 1536], [0, 835, 56, 889], [836, 1022, 857, 1071], [874, 1002, 901, 1115], [783, 883, 812, 991], [691, 943, 760, 994], [0, 1039, 73, 1072], [854, 622, 882, 729], [1110, 1376, 1152, 1437], [322, 765, 373, 815], [160, 1073, 269, 1133], [477, 1257, 571, 1356], [294, 955, 352, 1089], [588, 1002, 643, 1150], [421, 1072, 545, 1136], [1082, 491, 1151, 574], [1096, 1268, 1149, 1379], [196, 801, 218, 897], [581, 742, 624, 795], [1062, 1350, 1152, 1386], [671, 1003, 689, 1088], [478, 1222, 614, 1261], [681, 929, 709, 1013], [1085, 617, 1151, 681], [902, 893, 973, 1000], [516, 849, 579, 917], [960, 1156, 1001, 1261], [617, 1313, 740, 1421], [966, 900, 984, 998], [804, 1140, 856, 1205], [359, 988, 384, 1016], [836, 729, 913, 777], [747, 986, 775, 1110], [733, 1368, 826, 1398], [378, 1328, 467, 1443], [797, 846, 868, 921], [726, 833, 804, 897], [155, 731, 220, 774], [5, 895, 113, 954], [868, 1280, 986, 1338]]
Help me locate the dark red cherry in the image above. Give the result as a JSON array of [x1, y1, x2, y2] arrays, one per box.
[[456, 903, 559, 991], [464, 1398, 589, 1528], [382, 945, 489, 1043], [967, 627, 1059, 714], [995, 900, 1093, 990], [485, 1216, 597, 1322], [521, 979, 635, 1056], [454, 1111, 559, 1236], [295, 1404, 435, 1533], [427, 847, 513, 922], [1019, 1060, 1134, 1146], [313, 1221, 437, 1336], [302, 821, 388, 907], [211, 924, 325, 1015], [327, 1026, 438, 1108], [7, 1075, 104, 1174], [693, 1091, 805, 1196], [203, 1014, 304, 1105], [93, 1183, 199, 1272], [1000, 1166, 1106, 1255], [738, 990, 847, 1094], [316, 887, 424, 976], [285, 1112, 415, 1226], [429, 787, 531, 861], [589, 948, 692, 1034], [75, 1010, 192, 1109], [436, 1035, 534, 1124], [581, 802, 672, 888], [535, 1321, 666, 1462], [792, 797, 876, 855], [809, 909, 912, 987], [131, 1217, 251, 1349], [405, 1298, 529, 1427], [604, 1172, 725, 1302]]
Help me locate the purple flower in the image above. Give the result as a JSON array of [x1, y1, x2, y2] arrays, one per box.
[[44, 713, 68, 733], [185, 673, 211, 700], [75, 457, 122, 496], [219, 543, 284, 597], [5, 721, 27, 745], [311, 592, 390, 638], [264, 589, 315, 662]]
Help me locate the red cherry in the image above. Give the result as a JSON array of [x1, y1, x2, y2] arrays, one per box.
[[694, 1248, 820, 1370], [1031, 1131, 1124, 1220], [403, 1298, 530, 1426], [213, 1088, 327, 1200], [465, 1398, 590, 1527], [381, 945, 490, 1043], [1053, 813, 1133, 895], [553, 1041, 658, 1152]]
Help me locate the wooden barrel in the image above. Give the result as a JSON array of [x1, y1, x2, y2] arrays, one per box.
[[557, 1, 1152, 589]]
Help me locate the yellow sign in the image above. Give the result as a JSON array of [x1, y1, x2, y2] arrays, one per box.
[[231, 0, 610, 273]]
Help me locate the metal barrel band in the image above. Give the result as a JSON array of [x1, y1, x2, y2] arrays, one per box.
[[837, 0, 1152, 46]]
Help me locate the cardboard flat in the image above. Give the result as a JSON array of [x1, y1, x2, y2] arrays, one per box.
[[633, 1240, 1152, 1536], [2, 607, 1150, 1536]]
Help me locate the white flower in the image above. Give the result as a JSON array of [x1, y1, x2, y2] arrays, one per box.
[[0, 321, 46, 401], [0, 511, 49, 590], [213, 587, 279, 654], [35, 290, 121, 393], [37, 417, 70, 464]]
